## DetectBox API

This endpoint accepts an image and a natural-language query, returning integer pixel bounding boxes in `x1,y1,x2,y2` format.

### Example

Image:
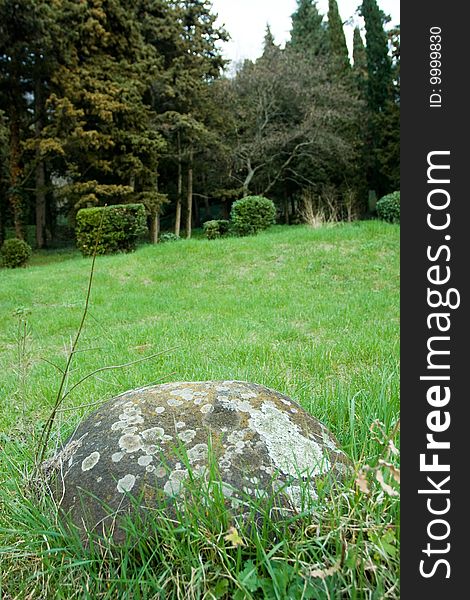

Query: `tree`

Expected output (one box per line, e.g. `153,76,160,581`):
359,0,398,196
388,25,400,99
0,110,8,244
327,0,350,74
352,26,368,94
375,25,400,192
44,0,167,226
148,0,228,237
360,0,392,113
289,0,328,57
221,47,362,203
0,0,53,241
262,25,279,57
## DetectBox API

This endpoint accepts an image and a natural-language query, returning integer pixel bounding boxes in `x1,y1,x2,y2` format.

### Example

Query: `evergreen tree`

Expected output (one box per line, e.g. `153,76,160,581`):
289,0,328,57
46,0,166,220
260,25,282,64
0,110,8,244
388,25,400,99
360,0,392,112
0,0,54,240
359,0,398,196
262,25,279,57
327,0,350,74
148,0,228,237
376,25,400,192
352,26,367,93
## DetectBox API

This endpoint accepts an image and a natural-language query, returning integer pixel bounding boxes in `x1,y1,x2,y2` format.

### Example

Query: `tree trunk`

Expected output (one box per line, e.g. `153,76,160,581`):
202,173,210,220
222,201,230,220
175,130,182,236
186,146,193,239
150,211,160,243
35,72,47,248
0,197,5,246
283,198,289,224
9,62,25,241
194,193,200,228
9,115,25,240
35,160,47,248
150,172,160,244
243,158,255,195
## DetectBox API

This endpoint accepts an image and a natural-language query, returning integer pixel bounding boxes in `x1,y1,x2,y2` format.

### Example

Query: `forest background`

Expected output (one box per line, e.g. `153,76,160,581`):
0,0,399,248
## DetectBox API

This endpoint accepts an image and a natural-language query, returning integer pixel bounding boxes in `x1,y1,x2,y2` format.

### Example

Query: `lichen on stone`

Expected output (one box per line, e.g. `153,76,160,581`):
178,429,196,444
246,402,329,477
138,455,153,467
111,452,124,463
81,451,100,472
118,434,142,453
117,474,136,493
187,443,208,463
164,469,188,495
48,380,351,541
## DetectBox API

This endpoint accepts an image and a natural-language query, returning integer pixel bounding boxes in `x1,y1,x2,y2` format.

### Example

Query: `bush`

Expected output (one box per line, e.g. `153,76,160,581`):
159,232,181,244
203,219,230,240
1,238,32,268
230,196,276,236
76,204,147,256
376,191,400,223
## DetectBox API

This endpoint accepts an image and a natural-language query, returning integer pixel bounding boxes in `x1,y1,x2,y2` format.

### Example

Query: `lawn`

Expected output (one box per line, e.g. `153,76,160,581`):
0,221,400,599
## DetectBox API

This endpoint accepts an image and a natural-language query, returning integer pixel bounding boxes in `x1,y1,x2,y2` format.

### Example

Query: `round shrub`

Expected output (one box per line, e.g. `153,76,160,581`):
159,232,181,243
203,219,230,240
1,238,32,268
76,204,147,256
230,195,276,236
376,191,400,223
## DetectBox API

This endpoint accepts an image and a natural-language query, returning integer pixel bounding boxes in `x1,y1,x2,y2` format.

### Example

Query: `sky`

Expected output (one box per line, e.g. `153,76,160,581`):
210,0,400,66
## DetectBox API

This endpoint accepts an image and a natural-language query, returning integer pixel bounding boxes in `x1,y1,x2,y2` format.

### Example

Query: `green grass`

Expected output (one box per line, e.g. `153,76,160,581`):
0,221,399,598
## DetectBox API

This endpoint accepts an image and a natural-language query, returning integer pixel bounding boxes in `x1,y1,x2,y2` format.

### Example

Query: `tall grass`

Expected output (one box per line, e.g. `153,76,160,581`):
0,222,399,598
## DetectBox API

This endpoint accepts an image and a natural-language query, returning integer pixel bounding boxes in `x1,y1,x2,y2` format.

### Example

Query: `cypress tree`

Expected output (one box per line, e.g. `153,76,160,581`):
359,0,398,197
0,0,52,240
327,0,350,74
289,0,328,57
352,26,368,94
46,0,166,217
261,25,281,60
263,25,277,53
360,0,392,112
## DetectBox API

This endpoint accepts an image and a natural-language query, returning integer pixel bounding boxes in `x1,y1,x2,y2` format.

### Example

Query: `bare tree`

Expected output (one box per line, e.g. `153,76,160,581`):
221,49,363,198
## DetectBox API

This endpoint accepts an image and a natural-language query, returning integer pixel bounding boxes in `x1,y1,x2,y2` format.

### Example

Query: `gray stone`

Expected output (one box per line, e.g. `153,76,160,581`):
45,381,351,540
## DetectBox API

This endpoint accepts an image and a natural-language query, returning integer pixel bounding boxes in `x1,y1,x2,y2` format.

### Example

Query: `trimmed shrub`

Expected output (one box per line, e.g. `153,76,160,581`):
203,219,230,240
1,238,32,268
159,232,181,244
76,204,147,256
230,196,276,236
376,191,400,223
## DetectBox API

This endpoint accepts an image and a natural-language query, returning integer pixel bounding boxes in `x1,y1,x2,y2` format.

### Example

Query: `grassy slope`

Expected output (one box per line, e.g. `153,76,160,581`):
0,222,399,598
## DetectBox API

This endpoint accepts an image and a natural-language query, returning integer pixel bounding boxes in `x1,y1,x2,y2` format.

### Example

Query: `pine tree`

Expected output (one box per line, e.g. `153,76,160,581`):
327,0,350,74
289,0,328,57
